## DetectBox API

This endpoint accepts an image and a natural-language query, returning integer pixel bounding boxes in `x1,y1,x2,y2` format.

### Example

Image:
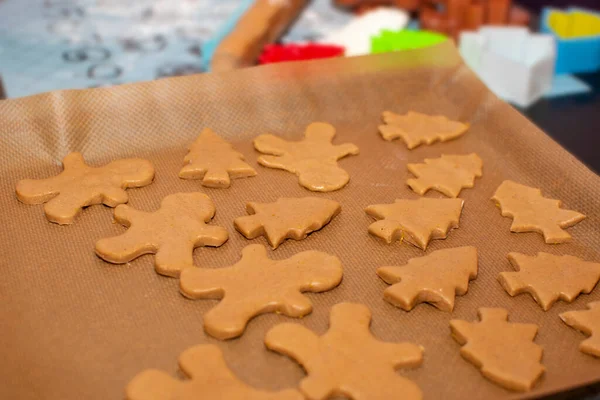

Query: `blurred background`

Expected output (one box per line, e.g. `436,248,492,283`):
0,0,599,173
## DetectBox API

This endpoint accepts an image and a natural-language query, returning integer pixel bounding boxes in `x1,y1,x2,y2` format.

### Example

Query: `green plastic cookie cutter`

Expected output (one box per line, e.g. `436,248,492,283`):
371,30,447,53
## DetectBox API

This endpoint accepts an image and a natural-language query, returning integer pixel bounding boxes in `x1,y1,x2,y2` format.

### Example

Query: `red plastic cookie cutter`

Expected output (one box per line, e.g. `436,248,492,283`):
258,43,345,64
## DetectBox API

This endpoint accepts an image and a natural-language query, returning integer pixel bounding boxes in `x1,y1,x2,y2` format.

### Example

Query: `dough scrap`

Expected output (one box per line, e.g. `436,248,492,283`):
234,197,341,249
365,198,463,250
377,246,478,312
179,128,257,188
179,244,342,340
265,302,424,400
491,180,585,243
126,344,302,400
560,301,600,357
450,308,544,392
254,122,359,192
16,152,154,225
378,111,469,149
95,192,228,277
499,252,600,311
407,153,483,198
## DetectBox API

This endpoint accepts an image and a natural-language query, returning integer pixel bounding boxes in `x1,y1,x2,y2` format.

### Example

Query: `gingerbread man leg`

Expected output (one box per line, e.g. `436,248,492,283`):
43,190,97,224
296,162,350,192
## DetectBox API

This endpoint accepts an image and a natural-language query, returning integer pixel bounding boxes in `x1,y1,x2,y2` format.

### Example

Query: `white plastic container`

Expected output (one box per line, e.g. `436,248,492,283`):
459,27,556,108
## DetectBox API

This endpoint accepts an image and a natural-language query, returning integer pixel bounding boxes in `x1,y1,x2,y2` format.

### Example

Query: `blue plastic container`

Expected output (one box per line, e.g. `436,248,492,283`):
541,7,600,75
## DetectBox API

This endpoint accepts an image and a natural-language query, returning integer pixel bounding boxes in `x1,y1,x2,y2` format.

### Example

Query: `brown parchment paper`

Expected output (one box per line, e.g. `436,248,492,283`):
1,41,599,400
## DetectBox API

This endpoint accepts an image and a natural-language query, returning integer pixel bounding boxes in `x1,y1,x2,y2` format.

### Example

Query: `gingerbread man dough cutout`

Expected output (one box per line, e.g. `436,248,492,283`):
254,122,359,192
377,246,478,312
365,198,463,250
16,152,155,224
499,252,600,311
378,111,469,149
407,153,483,198
96,192,228,277
126,344,302,400
180,244,342,340
560,302,600,357
450,308,544,392
265,302,424,400
492,180,585,243
234,197,341,249
179,128,257,188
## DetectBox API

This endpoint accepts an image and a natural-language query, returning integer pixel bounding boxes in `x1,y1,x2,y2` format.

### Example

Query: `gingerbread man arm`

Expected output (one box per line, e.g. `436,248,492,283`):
265,323,321,368
333,143,360,159
180,267,233,300
16,177,61,205
16,152,86,205
192,225,230,247
104,157,155,189
253,134,292,169
381,342,424,369
257,154,293,172
254,134,291,156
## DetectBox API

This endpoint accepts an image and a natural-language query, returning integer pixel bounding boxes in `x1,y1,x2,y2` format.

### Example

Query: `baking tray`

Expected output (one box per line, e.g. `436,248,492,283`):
1,41,599,399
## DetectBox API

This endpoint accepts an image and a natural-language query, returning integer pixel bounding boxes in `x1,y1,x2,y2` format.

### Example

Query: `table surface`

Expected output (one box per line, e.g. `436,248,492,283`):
523,72,600,175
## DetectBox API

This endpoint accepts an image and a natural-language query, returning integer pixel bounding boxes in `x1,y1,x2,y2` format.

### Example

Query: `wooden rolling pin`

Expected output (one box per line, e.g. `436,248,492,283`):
211,0,308,72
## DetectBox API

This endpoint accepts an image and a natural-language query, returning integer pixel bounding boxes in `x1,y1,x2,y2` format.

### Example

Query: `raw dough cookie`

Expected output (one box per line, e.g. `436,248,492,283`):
450,308,544,392
234,197,341,249
492,180,585,243
254,122,359,192
180,244,342,340
16,152,154,224
407,153,483,198
378,111,469,149
179,128,257,188
365,198,463,250
498,252,600,311
560,302,600,357
95,192,228,277
265,302,424,400
126,344,302,400
377,246,478,312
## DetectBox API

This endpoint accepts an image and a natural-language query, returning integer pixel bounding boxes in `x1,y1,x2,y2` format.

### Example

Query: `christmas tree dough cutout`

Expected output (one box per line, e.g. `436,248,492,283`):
492,180,585,243
407,153,483,198
254,122,359,192
365,198,463,250
234,197,341,249
96,192,228,278
378,111,469,149
265,302,424,400
560,302,600,357
450,308,544,392
179,244,342,340
16,152,154,225
126,344,302,400
179,128,257,188
499,252,600,311
378,246,478,312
